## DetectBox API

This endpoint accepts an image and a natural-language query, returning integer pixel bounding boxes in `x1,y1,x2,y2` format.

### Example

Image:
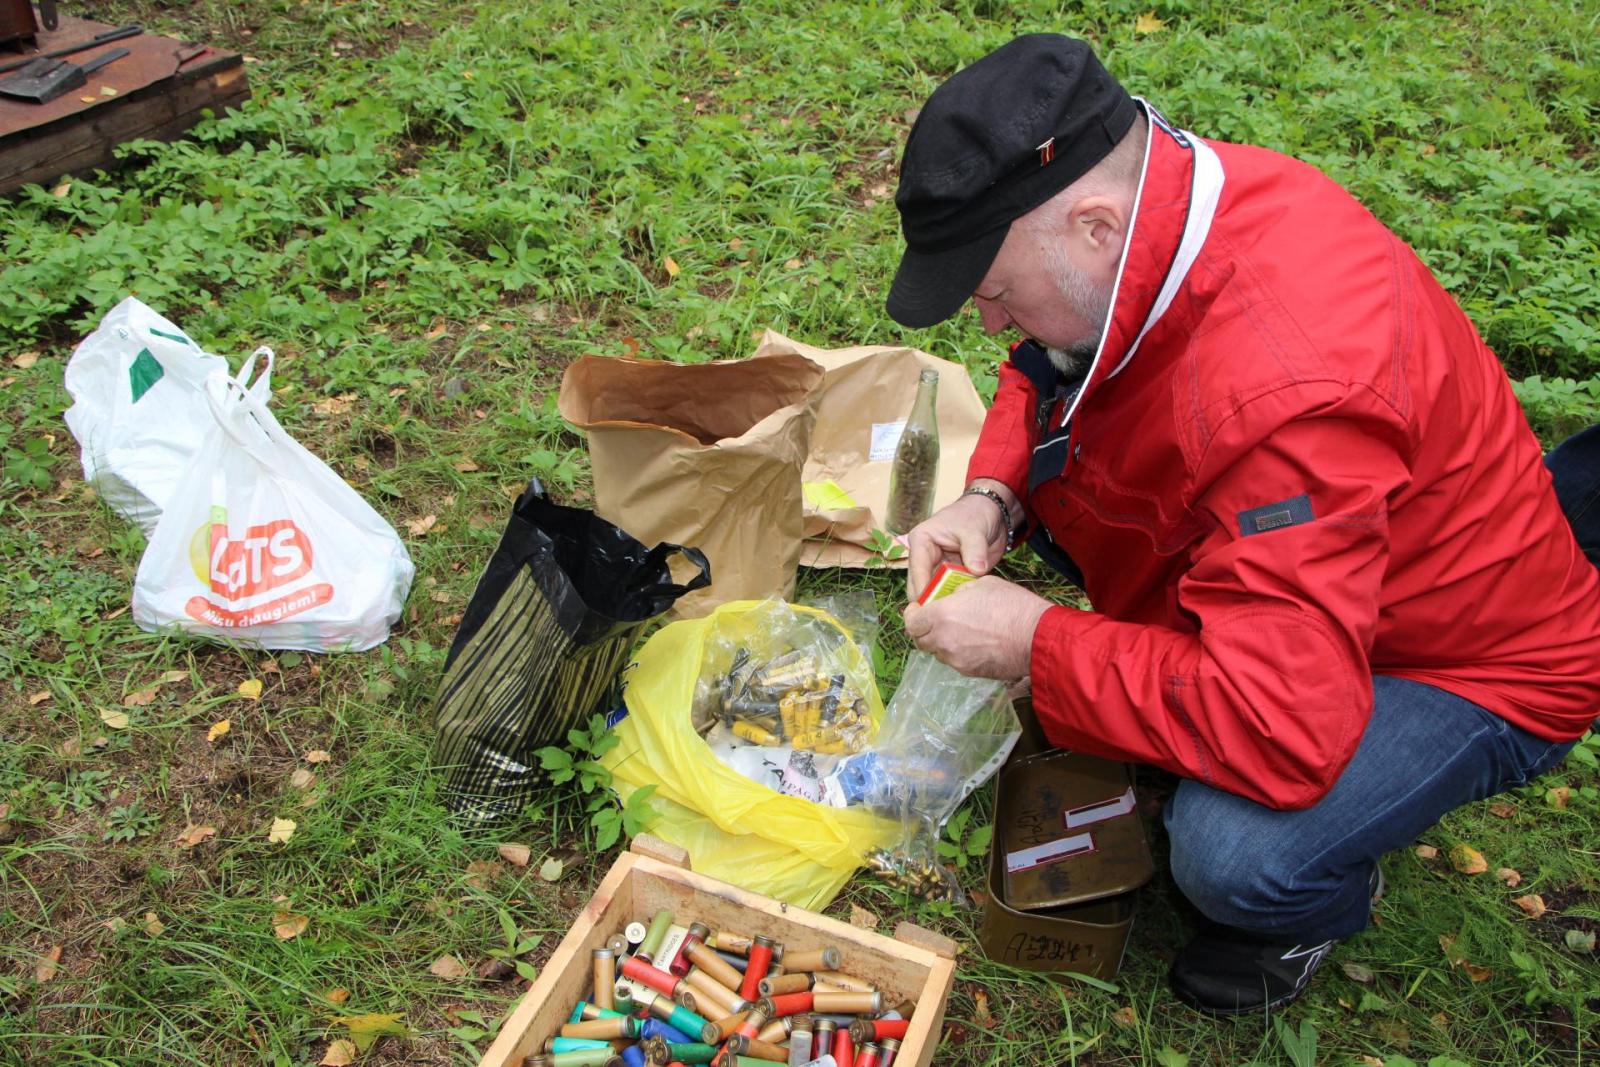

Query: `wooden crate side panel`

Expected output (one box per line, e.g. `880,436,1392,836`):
899,955,956,1067
478,854,639,1067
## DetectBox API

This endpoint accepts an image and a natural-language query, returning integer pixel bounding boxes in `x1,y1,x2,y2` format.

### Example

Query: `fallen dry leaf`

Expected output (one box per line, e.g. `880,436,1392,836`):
972,987,994,1028
238,679,264,701
274,910,310,940
177,824,216,849
324,987,351,1004
663,255,681,278
1415,844,1439,860
51,181,71,197
144,912,165,936
464,859,500,889
28,690,50,706
537,857,564,882
1448,844,1487,875
122,688,159,707
406,514,438,537
453,459,479,472
268,817,297,844
1360,1057,1385,1067
208,719,232,743
1111,1005,1137,1028
12,351,39,369
1341,961,1375,983
847,903,880,931
497,843,531,867
312,393,356,416
321,1038,358,1065
34,944,62,982
1488,802,1517,818
1566,928,1596,953
290,768,317,790
425,324,448,340
103,917,128,934
784,257,802,270
1546,786,1571,809
305,749,332,764
1462,962,1492,982
1512,893,1547,918
333,1013,412,1052
1495,867,1522,887
1134,11,1167,33
430,953,469,979
99,708,130,730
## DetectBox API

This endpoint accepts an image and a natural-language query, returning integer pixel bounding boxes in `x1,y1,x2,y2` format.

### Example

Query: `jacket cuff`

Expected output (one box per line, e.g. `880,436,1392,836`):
1028,605,1095,747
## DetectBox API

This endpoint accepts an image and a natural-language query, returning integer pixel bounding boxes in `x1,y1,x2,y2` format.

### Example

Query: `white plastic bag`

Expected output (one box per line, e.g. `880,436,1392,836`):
63,297,272,533
132,369,414,652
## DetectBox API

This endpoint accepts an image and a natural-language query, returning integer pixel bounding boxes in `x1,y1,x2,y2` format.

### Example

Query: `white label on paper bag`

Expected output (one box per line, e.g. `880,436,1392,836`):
869,420,906,462
1064,786,1137,829
1005,831,1096,873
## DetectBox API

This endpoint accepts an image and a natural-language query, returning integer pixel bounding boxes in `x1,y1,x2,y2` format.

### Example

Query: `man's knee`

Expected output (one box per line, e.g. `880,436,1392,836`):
1165,781,1314,926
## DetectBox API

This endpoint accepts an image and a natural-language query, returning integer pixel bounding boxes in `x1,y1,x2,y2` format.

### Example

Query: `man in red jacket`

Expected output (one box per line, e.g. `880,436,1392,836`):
890,34,1600,1014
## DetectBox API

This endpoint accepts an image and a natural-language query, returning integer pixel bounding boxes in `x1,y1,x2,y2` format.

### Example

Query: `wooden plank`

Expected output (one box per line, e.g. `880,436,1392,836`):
0,56,247,193
477,852,640,1067
628,833,689,869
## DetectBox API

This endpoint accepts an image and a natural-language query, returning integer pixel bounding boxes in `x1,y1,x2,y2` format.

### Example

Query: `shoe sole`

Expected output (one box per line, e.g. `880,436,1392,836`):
1170,978,1310,1017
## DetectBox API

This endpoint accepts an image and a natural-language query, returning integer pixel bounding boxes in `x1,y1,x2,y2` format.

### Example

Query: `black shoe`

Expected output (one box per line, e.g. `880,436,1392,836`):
1169,925,1334,1015
1169,866,1382,1016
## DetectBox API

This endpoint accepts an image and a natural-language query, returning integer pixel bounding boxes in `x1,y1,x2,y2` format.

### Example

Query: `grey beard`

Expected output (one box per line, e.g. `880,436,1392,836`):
1046,342,1096,378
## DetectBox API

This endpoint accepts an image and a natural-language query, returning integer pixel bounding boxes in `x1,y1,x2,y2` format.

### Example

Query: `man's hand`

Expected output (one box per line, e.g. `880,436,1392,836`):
905,482,1015,598
903,575,1052,680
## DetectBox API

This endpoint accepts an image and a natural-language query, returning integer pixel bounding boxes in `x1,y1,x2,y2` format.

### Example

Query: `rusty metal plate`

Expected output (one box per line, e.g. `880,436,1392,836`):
0,15,188,137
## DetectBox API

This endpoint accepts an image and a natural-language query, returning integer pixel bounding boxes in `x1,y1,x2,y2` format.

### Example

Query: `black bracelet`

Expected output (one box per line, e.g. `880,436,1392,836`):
962,485,1018,550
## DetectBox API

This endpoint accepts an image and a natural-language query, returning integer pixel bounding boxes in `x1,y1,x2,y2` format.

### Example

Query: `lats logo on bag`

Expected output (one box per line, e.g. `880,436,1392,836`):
183,513,333,627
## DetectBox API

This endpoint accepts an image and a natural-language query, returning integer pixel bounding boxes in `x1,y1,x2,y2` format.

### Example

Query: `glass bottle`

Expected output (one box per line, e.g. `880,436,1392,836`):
886,368,940,534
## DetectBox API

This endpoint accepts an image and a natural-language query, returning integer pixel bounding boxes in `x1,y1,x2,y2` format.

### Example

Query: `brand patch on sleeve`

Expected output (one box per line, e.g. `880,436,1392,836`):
1237,494,1314,537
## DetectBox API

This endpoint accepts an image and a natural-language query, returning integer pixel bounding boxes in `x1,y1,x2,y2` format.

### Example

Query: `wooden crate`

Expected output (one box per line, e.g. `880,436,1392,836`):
480,836,958,1067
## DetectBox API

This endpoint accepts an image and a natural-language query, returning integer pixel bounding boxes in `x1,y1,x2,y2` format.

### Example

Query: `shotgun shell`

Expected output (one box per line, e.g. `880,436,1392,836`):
526,1055,616,1067
713,931,753,956
669,922,710,979
559,1016,639,1041
811,971,875,993
878,1037,902,1067
607,933,630,956
673,982,698,1012
832,1025,854,1067
650,997,719,1044
638,909,675,963
685,941,746,991
712,1009,751,1042
854,1043,881,1067
593,949,616,1010
758,992,813,1017
715,949,750,972
812,1018,838,1061
685,966,747,1017
625,922,649,948
739,935,777,1002
755,1015,793,1044
621,955,681,998
620,1046,647,1067
779,947,841,973
639,1037,668,1066
547,1037,612,1053
758,972,812,997
732,720,781,746
572,1000,626,1022
890,999,917,1019
812,991,881,1015
725,1035,787,1063
850,1019,909,1043
660,1044,718,1065
638,1018,693,1045
787,1018,814,1067
733,1007,769,1041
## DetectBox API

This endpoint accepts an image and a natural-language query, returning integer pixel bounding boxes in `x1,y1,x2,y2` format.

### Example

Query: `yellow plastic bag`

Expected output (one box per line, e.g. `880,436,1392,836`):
602,600,899,909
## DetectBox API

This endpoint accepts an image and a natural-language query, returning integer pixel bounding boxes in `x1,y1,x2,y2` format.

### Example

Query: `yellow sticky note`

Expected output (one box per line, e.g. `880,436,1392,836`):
803,481,858,511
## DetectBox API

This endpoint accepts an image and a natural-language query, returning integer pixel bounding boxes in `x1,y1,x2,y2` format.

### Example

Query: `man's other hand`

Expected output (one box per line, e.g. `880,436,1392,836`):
906,490,1009,598
903,575,1051,680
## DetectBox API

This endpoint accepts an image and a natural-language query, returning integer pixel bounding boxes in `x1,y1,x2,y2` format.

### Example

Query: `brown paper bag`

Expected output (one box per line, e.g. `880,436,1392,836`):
751,332,990,568
557,353,826,616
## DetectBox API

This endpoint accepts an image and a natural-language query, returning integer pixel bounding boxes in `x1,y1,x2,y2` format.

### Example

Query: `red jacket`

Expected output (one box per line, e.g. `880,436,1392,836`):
967,104,1600,810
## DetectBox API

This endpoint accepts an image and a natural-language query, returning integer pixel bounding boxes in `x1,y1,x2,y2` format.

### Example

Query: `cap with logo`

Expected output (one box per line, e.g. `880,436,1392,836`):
886,34,1139,329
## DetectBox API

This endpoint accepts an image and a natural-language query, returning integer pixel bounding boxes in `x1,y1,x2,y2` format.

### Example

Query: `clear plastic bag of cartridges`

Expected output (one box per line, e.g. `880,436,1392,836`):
692,599,881,800
859,652,1021,903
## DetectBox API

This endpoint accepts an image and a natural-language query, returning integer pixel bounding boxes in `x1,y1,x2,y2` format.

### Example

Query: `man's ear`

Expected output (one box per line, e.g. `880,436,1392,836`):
1067,195,1127,269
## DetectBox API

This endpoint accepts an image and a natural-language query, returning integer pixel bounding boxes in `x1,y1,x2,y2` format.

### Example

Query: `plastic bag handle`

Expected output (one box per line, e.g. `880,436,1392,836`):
202,372,300,461
235,345,275,401
636,543,713,597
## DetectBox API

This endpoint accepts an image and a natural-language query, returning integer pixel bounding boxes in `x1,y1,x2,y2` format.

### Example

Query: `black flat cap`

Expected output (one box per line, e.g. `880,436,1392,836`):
886,34,1139,328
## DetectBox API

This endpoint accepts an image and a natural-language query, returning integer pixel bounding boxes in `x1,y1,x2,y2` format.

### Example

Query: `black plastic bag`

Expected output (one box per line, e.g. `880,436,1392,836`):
432,479,710,820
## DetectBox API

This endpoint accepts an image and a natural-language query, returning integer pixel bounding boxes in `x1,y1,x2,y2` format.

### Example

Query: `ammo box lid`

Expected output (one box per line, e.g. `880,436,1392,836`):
997,749,1154,910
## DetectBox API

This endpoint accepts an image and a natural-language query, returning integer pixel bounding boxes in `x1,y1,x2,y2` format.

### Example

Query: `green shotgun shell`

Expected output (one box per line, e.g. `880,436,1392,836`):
661,1001,718,1044
639,909,674,963
661,1043,717,1064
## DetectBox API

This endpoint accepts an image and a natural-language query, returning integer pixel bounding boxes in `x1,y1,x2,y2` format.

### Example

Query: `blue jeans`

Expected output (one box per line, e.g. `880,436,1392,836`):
1163,425,1599,943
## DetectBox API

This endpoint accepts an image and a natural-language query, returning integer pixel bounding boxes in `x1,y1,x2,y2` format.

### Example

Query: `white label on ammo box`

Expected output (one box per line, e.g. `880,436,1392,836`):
1005,831,1096,873
1063,786,1137,829
869,420,906,462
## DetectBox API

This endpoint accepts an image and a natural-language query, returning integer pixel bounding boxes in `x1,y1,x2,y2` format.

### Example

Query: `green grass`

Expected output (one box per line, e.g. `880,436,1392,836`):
2,0,1598,1064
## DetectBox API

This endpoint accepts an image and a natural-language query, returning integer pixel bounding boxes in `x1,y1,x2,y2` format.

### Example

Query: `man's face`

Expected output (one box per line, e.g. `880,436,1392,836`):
970,199,1120,361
